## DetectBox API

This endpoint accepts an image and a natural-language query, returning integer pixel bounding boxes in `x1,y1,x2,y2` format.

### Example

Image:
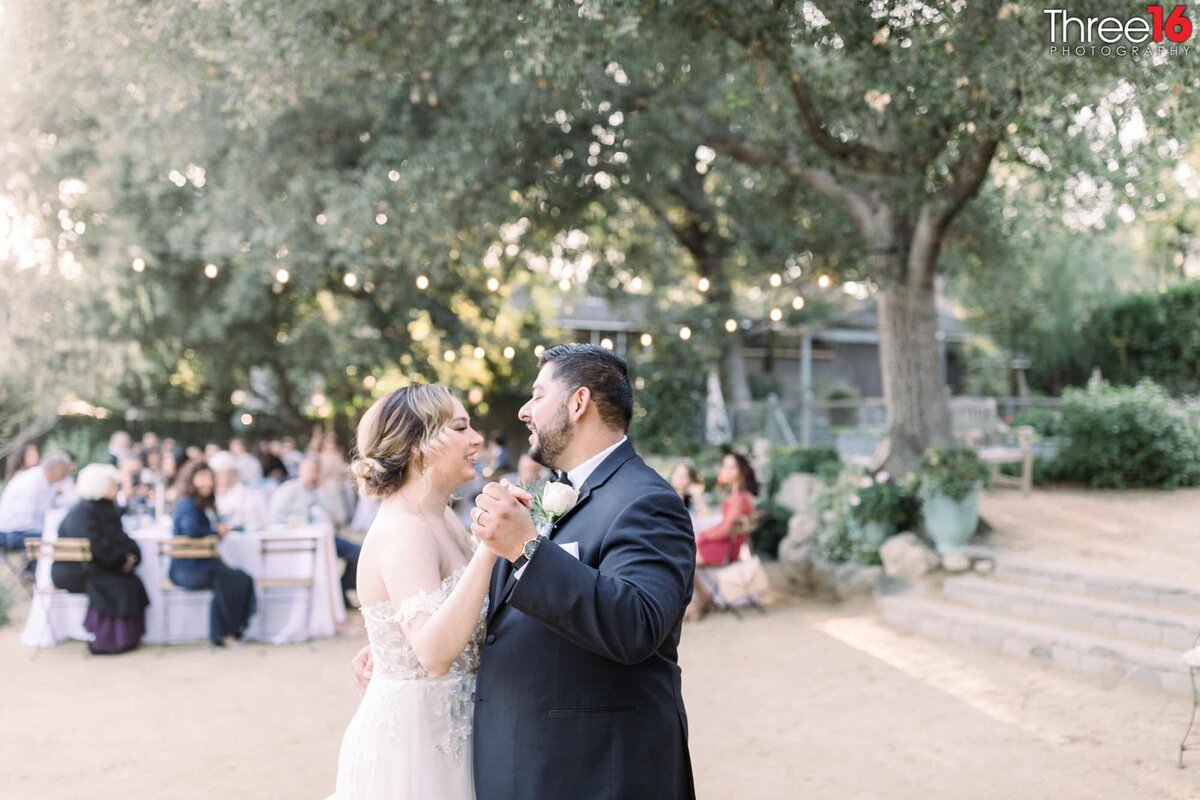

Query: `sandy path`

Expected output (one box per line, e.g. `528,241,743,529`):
4,592,1197,799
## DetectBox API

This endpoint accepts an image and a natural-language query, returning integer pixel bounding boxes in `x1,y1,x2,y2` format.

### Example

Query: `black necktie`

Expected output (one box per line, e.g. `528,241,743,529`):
551,469,572,487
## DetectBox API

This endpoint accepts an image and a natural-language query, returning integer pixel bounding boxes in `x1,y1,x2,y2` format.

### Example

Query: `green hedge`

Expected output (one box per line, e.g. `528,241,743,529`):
768,445,841,497
1053,380,1200,489
1084,282,1200,394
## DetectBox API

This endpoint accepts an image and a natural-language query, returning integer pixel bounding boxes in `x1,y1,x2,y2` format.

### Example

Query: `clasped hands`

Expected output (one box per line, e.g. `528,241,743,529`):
470,480,537,563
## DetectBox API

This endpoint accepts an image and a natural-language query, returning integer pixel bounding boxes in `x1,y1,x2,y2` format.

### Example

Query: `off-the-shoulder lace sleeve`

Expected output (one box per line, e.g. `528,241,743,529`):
394,586,447,625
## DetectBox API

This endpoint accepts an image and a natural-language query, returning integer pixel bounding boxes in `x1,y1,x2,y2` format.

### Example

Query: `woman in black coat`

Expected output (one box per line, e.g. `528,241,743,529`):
54,464,150,654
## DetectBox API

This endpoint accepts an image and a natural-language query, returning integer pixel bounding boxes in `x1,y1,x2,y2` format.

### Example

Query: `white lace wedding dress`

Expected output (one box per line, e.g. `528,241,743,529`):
329,567,486,799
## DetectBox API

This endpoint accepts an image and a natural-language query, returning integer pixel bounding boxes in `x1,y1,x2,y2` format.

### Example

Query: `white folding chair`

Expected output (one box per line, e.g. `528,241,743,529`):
257,536,319,643
23,537,91,657
157,537,218,645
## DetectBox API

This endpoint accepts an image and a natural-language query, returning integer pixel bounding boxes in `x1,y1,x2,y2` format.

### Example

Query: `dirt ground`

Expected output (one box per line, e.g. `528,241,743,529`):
5,488,1199,799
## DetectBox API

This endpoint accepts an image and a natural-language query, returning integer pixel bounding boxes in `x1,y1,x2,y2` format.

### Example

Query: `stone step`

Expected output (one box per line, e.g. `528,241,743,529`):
943,575,1200,651
981,554,1200,614
878,592,1195,695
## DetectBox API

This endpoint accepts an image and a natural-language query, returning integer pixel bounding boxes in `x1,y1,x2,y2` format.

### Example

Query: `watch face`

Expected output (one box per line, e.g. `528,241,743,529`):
523,538,539,558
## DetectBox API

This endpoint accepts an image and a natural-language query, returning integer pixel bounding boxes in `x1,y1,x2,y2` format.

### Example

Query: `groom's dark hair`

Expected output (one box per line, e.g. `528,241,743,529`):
538,343,633,432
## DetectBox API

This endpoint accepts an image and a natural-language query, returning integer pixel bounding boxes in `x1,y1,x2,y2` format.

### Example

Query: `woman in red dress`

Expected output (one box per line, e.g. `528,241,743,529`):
686,452,758,620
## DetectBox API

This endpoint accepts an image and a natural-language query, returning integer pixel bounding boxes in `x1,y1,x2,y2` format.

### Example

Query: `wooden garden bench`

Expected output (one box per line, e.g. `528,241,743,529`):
948,397,1035,495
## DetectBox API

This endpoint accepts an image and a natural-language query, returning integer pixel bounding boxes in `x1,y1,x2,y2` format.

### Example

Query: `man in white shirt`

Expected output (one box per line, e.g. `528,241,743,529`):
0,451,76,575
268,456,360,607
228,438,264,487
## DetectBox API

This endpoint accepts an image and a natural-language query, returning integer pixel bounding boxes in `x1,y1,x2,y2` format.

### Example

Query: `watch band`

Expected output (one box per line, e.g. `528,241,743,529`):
510,534,547,570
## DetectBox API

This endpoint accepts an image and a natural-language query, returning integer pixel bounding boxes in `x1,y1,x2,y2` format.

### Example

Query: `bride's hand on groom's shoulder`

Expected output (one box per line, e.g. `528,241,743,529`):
352,645,372,696
472,481,537,562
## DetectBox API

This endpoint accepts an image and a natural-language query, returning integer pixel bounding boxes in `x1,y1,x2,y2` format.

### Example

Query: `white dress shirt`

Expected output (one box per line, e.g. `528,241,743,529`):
0,468,67,533
514,436,627,579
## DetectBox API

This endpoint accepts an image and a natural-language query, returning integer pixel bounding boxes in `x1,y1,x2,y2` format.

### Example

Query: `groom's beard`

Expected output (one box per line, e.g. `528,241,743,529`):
530,402,573,469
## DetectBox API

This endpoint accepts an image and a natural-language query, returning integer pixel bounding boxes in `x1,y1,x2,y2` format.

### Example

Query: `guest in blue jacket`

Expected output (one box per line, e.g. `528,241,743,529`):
170,461,256,647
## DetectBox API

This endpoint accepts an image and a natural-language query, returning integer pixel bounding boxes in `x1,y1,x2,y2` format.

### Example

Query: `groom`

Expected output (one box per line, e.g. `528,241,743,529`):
470,343,696,800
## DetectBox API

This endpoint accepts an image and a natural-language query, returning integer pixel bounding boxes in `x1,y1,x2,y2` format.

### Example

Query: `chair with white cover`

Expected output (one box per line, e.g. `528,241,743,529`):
157,537,218,645
23,537,91,657
698,516,768,620
256,536,319,643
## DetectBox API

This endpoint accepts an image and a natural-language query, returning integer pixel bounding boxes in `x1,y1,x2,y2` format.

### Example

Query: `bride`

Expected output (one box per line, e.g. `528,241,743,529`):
329,383,494,799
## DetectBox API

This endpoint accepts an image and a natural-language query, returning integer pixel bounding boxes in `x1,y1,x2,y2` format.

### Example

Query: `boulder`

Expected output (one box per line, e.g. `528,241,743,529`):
941,552,971,573
879,533,940,581
776,535,816,593
775,472,820,514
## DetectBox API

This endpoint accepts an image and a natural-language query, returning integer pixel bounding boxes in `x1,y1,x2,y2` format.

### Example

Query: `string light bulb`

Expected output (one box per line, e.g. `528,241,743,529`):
503,346,515,360
770,308,783,322
343,272,358,288
769,273,782,288
275,268,290,284
792,296,806,310
487,277,500,292
640,333,652,347
474,347,485,359
534,345,546,357
444,350,457,362
601,338,614,350
698,277,710,292
818,274,832,288
725,319,738,333
679,326,692,341
204,263,219,279
416,275,429,290
132,257,146,273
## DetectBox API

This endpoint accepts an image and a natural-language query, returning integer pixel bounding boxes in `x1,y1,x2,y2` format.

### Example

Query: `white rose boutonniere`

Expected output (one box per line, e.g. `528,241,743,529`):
526,479,580,531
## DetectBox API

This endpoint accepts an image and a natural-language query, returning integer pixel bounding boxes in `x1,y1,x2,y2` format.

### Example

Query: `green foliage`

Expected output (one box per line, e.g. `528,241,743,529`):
768,445,841,497
749,502,790,561
630,334,708,456
851,475,919,532
918,447,987,502
813,468,882,566
1053,381,1200,489
1010,407,1061,437
821,381,861,428
1084,282,1200,395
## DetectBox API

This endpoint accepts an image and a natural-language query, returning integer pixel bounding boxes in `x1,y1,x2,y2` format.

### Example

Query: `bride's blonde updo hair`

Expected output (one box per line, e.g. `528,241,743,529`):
351,383,457,498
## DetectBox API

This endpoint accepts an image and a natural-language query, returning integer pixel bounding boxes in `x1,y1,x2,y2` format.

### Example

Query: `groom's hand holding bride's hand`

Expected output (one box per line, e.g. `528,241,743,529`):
472,480,537,562
352,645,373,696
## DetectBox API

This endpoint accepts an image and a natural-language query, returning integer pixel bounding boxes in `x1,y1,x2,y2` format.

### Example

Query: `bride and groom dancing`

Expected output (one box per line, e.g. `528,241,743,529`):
328,343,697,799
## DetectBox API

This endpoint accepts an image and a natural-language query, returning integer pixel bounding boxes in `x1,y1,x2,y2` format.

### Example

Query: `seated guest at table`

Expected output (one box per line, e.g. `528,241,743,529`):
54,464,150,654
117,455,153,517
208,451,265,530
0,451,75,577
685,452,759,621
170,461,256,647
276,436,302,478
107,431,133,467
228,438,263,487
671,460,710,515
269,456,360,607
5,441,40,481
256,441,289,485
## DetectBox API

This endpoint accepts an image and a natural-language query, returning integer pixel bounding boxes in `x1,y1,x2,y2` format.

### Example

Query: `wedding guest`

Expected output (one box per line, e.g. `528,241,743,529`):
170,461,256,647
276,436,302,477
209,451,265,530
5,442,40,481
686,452,759,621
670,461,709,515
256,441,289,485
0,451,75,574
107,431,133,466
53,464,150,654
515,452,546,486
185,444,206,465
140,431,160,454
227,438,262,486
117,455,153,516
269,456,360,607
481,432,511,479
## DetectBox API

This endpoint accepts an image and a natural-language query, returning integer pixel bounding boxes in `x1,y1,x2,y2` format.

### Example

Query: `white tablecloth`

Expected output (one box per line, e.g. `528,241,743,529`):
21,510,346,647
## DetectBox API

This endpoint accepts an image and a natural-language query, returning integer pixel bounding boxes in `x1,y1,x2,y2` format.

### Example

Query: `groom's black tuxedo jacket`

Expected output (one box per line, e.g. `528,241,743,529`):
472,439,697,800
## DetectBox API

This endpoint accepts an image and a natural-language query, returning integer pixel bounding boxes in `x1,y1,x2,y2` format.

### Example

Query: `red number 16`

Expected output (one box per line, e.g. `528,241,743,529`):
1147,5,1193,43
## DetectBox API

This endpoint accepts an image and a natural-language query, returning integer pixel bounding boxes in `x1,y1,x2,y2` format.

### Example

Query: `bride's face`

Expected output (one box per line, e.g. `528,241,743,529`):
425,398,484,487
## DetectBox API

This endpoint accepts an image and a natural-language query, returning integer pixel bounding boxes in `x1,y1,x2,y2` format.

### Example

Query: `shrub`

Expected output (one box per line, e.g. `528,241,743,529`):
768,445,841,496
0,583,11,627
750,502,791,560
852,474,919,532
822,381,861,428
1009,406,1061,437
1053,380,1200,489
918,447,988,502
812,467,887,565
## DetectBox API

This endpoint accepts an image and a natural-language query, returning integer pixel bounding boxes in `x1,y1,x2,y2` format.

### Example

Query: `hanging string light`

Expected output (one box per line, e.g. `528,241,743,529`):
204,263,219,279
487,277,500,292
343,272,358,288
770,308,783,322
697,277,710,292
275,268,290,284
132,257,146,272
363,375,377,389
640,333,652,347
444,350,457,362
601,337,614,350
416,275,429,290
769,273,782,288
474,347,485,359
375,213,388,225
792,296,806,310
818,274,832,288
679,326,692,341
503,346,516,360
725,319,738,333
534,345,546,357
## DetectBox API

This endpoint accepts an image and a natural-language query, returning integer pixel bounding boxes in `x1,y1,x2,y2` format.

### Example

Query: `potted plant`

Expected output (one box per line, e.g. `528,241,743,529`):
849,472,916,547
917,447,987,552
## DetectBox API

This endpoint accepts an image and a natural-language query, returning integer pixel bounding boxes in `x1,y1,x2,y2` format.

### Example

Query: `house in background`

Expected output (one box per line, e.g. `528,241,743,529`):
549,293,969,406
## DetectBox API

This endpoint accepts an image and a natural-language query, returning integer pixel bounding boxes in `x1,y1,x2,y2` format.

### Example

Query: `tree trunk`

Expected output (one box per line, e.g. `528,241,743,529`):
722,330,752,404
876,280,952,476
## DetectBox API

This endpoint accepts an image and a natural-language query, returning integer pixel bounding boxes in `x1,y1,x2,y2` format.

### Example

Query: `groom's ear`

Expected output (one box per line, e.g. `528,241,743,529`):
570,387,591,421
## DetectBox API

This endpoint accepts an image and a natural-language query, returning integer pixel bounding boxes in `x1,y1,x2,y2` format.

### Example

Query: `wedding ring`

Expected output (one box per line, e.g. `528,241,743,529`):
472,507,486,523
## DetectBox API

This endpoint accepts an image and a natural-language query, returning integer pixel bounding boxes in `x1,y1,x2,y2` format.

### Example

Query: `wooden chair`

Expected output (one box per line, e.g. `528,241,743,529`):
948,397,1035,495
157,537,219,645
257,536,319,643
23,537,91,656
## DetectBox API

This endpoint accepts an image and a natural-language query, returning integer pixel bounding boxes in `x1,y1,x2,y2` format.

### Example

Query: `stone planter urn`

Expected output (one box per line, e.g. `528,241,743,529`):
919,483,981,553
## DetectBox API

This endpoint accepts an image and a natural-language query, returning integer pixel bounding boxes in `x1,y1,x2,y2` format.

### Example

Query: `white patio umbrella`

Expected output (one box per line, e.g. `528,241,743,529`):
705,368,732,447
